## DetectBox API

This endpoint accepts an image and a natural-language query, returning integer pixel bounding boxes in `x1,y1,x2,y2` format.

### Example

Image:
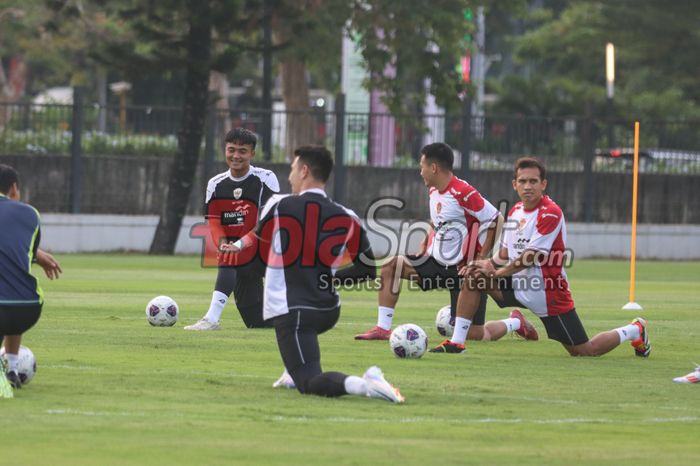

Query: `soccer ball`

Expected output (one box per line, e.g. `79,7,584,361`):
435,305,455,337
389,323,428,359
0,345,37,385
146,296,179,327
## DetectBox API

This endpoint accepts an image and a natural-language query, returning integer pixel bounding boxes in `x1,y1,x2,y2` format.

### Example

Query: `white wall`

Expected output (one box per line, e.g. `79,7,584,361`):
39,214,700,260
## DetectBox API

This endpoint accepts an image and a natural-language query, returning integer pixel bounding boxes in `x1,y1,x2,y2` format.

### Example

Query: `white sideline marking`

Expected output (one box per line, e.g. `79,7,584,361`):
42,365,270,379
269,415,700,425
43,364,97,371
46,409,145,417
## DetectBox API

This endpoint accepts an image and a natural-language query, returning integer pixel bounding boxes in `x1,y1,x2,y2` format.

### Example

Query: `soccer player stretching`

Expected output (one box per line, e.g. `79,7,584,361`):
186,128,280,330
432,157,650,357
222,146,404,402
355,142,538,346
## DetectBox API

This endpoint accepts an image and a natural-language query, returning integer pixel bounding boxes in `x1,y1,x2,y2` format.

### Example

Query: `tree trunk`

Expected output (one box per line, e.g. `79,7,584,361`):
0,55,27,129
279,60,315,158
272,6,316,159
149,0,212,254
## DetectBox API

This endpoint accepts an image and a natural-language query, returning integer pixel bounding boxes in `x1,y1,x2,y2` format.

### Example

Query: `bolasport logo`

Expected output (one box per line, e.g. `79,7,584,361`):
190,199,366,269
189,196,575,283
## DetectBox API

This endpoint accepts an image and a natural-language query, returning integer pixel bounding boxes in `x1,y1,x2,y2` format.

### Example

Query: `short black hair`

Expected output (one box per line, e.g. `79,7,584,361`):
514,156,546,180
421,142,454,171
0,164,18,194
293,145,334,183
224,127,257,149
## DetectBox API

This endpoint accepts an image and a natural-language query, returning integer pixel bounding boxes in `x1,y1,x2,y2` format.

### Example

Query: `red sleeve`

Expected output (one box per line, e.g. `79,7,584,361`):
536,207,562,235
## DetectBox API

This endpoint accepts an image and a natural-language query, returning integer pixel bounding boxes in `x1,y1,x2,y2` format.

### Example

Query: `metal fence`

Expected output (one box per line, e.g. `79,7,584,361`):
1,100,699,174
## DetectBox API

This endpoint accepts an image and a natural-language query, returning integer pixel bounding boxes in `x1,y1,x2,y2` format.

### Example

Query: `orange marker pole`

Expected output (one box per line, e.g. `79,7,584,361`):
623,122,642,310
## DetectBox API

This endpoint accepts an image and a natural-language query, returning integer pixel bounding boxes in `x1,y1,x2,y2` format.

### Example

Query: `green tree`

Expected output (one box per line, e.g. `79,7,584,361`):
492,0,700,120
66,0,249,254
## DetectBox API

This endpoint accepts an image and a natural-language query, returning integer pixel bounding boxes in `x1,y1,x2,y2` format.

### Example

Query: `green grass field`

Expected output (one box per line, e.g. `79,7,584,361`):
3,255,699,465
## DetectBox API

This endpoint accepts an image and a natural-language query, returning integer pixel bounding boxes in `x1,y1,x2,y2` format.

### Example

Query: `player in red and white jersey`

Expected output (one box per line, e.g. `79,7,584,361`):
435,157,651,357
356,143,538,345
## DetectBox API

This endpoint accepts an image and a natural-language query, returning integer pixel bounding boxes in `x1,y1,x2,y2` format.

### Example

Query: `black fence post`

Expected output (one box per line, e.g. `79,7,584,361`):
459,98,472,179
333,93,346,203
581,112,594,223
204,104,216,184
70,86,84,214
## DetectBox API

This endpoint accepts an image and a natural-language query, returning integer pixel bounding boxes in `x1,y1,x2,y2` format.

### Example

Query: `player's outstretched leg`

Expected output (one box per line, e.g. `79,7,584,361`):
567,316,650,357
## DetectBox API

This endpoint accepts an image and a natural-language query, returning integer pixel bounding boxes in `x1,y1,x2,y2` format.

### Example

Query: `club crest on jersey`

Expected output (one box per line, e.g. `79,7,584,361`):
517,218,527,232
436,202,442,214
233,188,243,199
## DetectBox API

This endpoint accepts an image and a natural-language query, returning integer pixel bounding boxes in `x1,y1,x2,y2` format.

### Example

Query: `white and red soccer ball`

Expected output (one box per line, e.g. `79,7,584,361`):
146,296,179,327
390,323,428,359
0,345,37,385
435,305,455,337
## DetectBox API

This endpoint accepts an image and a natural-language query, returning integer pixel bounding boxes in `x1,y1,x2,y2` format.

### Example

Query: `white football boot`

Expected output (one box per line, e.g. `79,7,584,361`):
672,365,700,384
184,318,221,331
363,366,404,403
272,369,296,389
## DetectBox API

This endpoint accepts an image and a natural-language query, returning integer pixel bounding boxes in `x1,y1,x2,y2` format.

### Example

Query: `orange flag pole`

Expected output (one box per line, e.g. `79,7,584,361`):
623,121,643,310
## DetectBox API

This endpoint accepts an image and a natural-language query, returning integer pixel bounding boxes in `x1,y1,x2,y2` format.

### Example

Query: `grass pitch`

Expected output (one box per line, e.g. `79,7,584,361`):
3,255,699,465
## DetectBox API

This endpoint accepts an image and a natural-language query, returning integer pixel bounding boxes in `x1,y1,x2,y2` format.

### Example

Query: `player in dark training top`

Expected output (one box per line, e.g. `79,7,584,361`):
222,146,405,402
0,165,62,397
185,128,280,330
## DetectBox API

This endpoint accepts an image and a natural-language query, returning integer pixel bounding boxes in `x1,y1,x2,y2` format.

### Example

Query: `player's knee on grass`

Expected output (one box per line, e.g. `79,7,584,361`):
467,325,486,341
305,372,348,397
564,341,597,357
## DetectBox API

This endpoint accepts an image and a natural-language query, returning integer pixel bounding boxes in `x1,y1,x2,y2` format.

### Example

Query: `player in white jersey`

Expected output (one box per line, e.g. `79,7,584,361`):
355,143,538,347
435,157,651,357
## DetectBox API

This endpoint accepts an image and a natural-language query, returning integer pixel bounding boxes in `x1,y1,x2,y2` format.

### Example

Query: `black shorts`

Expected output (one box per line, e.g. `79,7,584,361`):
449,287,487,326
491,276,527,309
405,255,460,291
540,310,589,346
272,308,340,393
491,277,588,345
0,304,43,336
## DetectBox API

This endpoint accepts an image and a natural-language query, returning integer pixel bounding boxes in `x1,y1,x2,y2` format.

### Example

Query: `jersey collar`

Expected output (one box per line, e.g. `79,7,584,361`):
437,175,457,195
228,165,254,182
523,195,548,213
300,188,327,197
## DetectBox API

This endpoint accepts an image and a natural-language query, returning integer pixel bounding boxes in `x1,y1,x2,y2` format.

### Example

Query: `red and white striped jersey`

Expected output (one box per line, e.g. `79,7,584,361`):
502,195,575,316
427,176,498,266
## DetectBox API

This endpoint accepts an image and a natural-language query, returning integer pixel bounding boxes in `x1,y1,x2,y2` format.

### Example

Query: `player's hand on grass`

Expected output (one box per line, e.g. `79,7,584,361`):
35,249,63,279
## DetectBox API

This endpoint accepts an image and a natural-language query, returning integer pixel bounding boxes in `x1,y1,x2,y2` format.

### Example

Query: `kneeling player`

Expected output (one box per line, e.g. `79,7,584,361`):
186,128,279,331
1,165,62,396
223,146,404,402
431,157,650,357
355,142,538,347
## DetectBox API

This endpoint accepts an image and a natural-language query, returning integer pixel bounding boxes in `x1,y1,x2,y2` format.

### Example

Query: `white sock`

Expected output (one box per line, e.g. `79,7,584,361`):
450,317,472,345
6,353,19,372
377,306,394,330
615,324,641,343
204,291,228,323
501,317,521,333
344,375,368,396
